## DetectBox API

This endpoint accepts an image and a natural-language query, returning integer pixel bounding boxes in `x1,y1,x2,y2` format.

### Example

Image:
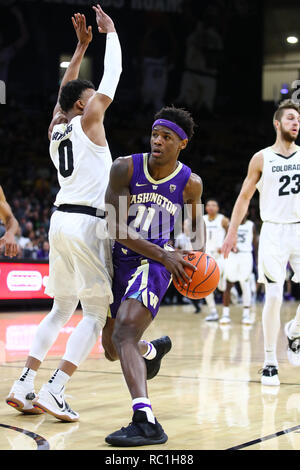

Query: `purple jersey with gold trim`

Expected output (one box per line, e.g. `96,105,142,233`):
110,152,192,318
113,152,192,259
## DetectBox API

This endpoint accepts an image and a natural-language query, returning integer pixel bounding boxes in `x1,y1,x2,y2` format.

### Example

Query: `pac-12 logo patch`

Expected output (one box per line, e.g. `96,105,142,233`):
169,184,176,193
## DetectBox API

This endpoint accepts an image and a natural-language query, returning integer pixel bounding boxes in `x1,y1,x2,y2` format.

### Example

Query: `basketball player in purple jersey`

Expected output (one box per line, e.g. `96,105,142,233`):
103,106,205,446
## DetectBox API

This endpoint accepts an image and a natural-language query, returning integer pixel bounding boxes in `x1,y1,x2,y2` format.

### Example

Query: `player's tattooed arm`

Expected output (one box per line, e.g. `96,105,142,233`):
105,158,196,285
0,186,19,258
48,13,92,139
183,173,206,252
222,151,263,258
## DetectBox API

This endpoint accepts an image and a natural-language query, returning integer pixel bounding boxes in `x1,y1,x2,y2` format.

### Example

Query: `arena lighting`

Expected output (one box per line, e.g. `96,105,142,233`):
60,61,70,68
287,36,299,44
281,84,289,95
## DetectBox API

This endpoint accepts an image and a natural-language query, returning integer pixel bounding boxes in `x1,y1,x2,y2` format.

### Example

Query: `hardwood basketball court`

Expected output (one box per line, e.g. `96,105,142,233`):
1,301,300,450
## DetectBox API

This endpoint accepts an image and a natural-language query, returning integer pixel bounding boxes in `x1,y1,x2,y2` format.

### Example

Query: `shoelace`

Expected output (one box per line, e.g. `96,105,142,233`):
120,421,142,437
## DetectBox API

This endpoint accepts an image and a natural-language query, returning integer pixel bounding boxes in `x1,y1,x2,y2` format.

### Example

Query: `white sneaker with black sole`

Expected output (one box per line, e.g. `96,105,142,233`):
260,365,280,386
285,320,300,366
6,380,44,415
32,383,79,422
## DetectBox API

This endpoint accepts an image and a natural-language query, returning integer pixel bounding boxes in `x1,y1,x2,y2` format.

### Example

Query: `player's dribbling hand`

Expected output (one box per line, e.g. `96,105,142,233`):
92,4,116,34
221,231,237,259
161,250,197,287
0,233,18,258
72,13,93,46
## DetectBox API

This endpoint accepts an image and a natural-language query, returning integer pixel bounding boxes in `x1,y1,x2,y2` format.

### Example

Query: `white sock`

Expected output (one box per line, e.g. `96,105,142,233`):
18,367,36,387
48,369,70,394
132,397,155,424
243,307,250,318
206,293,216,311
240,279,252,307
142,341,157,360
222,306,230,317
264,351,278,368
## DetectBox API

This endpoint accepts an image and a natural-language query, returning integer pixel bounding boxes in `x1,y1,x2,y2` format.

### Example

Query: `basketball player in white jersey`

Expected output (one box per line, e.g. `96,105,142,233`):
222,99,300,386
203,199,229,321
0,185,19,258
220,214,258,325
6,6,122,420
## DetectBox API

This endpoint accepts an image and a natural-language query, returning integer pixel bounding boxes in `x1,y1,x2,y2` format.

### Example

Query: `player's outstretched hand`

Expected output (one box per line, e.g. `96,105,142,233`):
161,250,197,287
0,233,18,258
221,231,237,259
72,13,93,46
92,4,116,34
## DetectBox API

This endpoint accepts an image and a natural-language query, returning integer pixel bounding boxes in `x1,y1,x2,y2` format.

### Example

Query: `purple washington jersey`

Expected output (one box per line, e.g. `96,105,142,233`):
110,152,192,319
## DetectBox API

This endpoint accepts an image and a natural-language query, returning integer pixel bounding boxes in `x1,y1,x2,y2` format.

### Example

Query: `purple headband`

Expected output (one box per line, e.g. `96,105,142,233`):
152,119,188,141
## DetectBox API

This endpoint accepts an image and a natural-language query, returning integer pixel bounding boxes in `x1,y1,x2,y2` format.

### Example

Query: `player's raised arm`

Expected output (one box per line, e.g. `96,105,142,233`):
0,186,19,258
183,172,206,252
105,158,196,286
81,5,122,143
221,152,263,258
48,13,93,139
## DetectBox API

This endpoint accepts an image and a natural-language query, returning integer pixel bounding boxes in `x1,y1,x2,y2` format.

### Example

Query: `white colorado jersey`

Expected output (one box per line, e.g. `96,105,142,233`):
203,214,226,254
256,147,300,223
237,220,253,252
49,115,112,210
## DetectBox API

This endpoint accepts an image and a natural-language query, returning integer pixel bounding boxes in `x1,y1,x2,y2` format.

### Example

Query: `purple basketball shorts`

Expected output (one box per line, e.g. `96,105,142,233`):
110,256,172,319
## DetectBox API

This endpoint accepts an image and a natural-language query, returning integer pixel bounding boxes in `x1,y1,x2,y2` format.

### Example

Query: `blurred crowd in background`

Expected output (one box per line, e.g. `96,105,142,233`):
0,1,265,254
0,103,267,261
0,0,278,296
1,0,298,301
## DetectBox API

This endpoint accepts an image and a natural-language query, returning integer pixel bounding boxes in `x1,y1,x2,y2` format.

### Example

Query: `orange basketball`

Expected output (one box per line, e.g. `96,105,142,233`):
173,251,220,299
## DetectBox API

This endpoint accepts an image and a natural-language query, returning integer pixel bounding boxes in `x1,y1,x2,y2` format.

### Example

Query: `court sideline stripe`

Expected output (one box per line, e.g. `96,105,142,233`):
0,423,50,450
1,363,300,386
227,424,300,450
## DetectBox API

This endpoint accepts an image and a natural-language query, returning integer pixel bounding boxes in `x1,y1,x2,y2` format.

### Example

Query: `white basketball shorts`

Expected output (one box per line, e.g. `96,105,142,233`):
225,252,253,283
258,222,300,285
45,210,113,302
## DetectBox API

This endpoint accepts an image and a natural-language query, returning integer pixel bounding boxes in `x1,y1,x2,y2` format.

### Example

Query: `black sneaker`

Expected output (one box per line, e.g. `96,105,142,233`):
145,336,172,380
105,410,168,447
